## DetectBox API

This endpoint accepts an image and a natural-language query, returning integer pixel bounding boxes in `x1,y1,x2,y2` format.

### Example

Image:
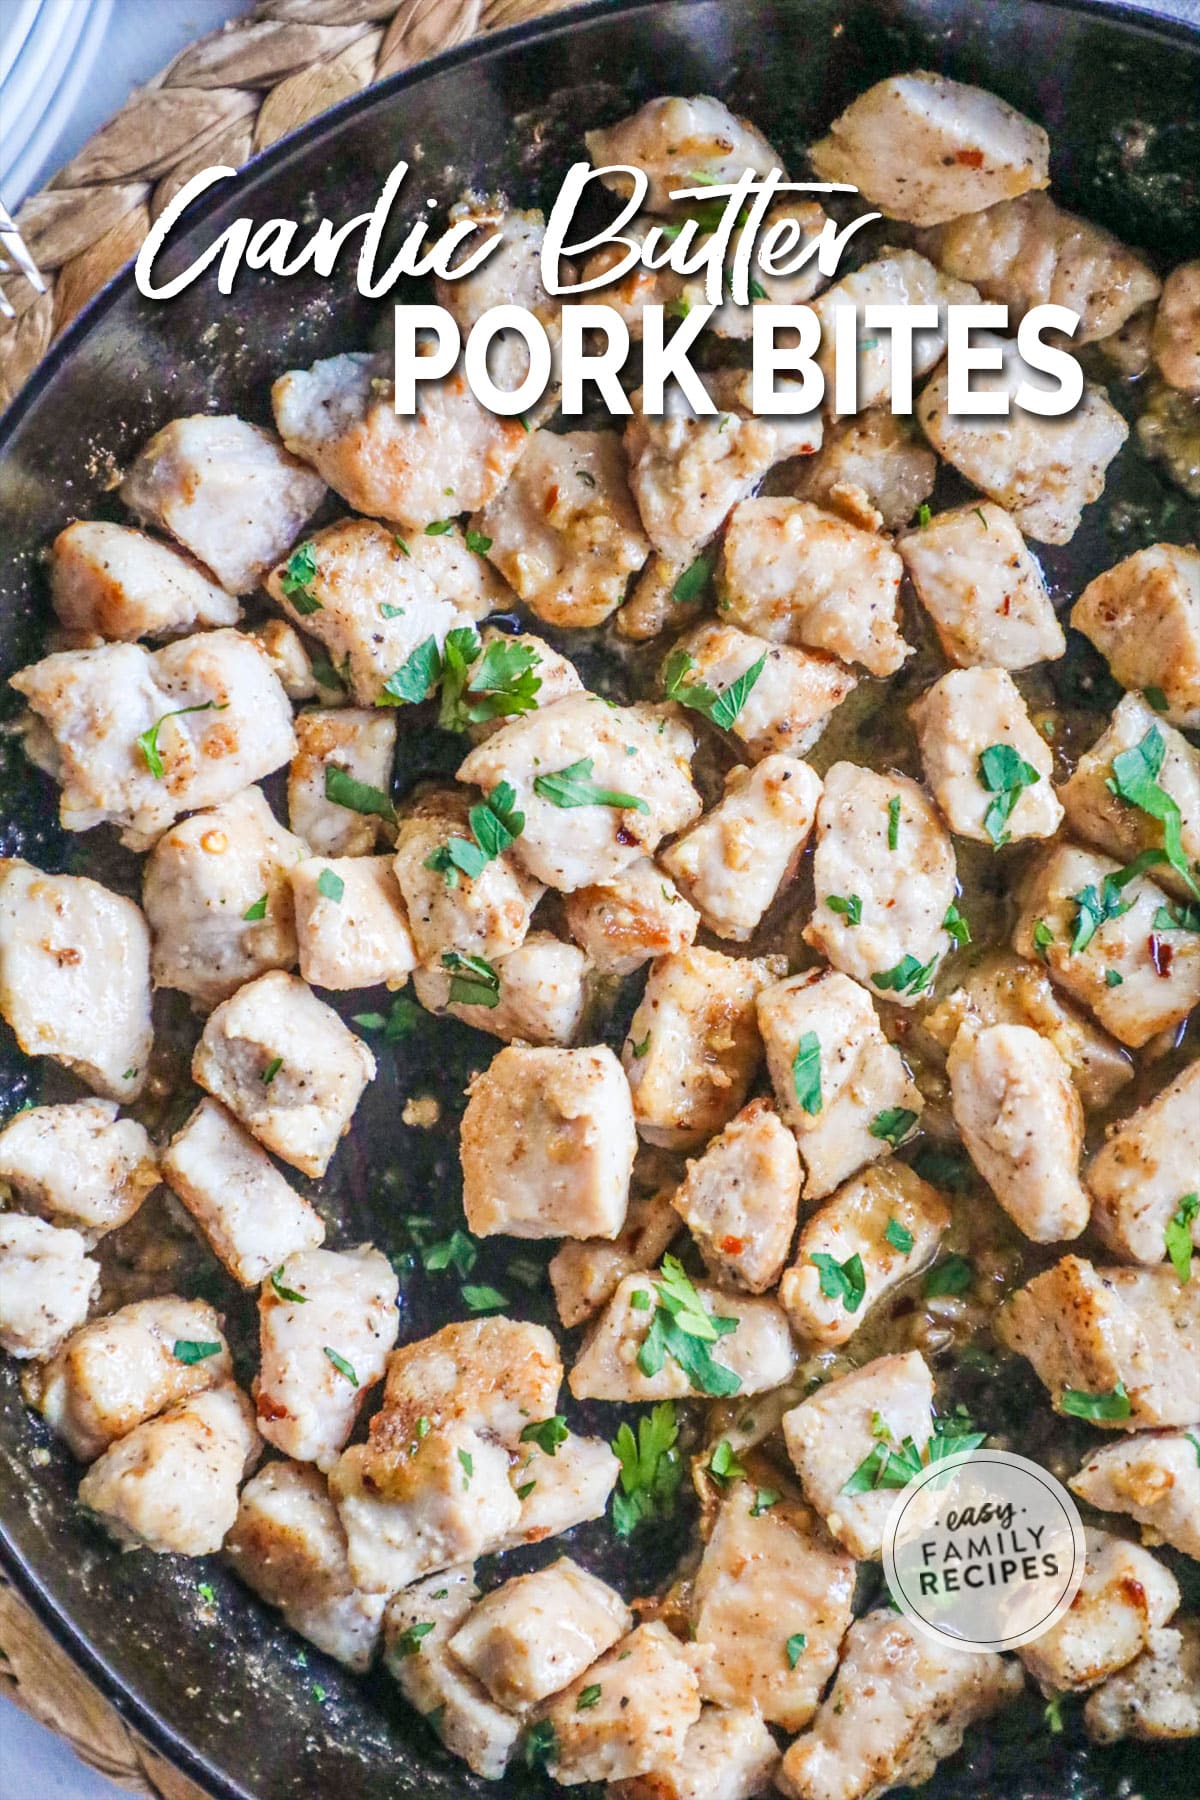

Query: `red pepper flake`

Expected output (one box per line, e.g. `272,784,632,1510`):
543,484,560,515
955,147,986,167
1148,935,1174,978
615,825,638,847
720,1235,746,1255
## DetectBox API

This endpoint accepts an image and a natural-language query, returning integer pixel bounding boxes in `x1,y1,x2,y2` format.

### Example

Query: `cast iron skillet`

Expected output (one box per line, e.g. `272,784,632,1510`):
1,2,1198,1795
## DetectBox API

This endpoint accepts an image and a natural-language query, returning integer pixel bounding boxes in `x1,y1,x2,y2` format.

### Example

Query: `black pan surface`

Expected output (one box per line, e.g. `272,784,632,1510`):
1,3,1198,1796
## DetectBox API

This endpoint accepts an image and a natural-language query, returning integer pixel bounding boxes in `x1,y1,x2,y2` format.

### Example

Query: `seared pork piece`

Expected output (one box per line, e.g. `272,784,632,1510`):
255,1244,397,1469
569,1269,796,1402
550,1191,679,1329
538,1621,704,1786
674,198,830,335
669,624,857,763
266,516,504,706
917,339,1128,544
0,861,152,1102
585,94,780,212
779,1163,949,1347
618,552,706,642
923,951,1133,1113
997,1256,1200,1429
162,1099,325,1288
120,415,325,594
449,1559,630,1713
225,1461,386,1670
1152,262,1200,394
458,694,701,893
50,520,239,640
1058,695,1200,900
788,410,936,534
783,1352,935,1559
804,767,956,1002
671,1099,801,1293
460,1044,636,1240
384,1568,521,1780
435,200,575,408
948,1022,1090,1242
393,787,543,966
12,630,295,846
721,498,907,678
1013,844,1200,1049
288,708,397,858
610,1706,780,1800
777,1608,1024,1800
466,626,586,741
143,786,308,1010
563,859,699,977
917,192,1159,342
78,1384,260,1556
623,947,775,1150
1084,1621,1200,1743
500,1432,620,1548
412,931,590,1045
272,351,530,527
290,855,416,991
580,221,688,344
1019,1528,1179,1692
30,1295,231,1460
0,1215,97,1359
0,1098,156,1236
808,71,1049,225
811,249,980,414
369,1317,562,1454
911,668,1061,843
691,1482,855,1731
758,970,924,1198
192,970,376,1177
1087,1066,1200,1267
469,429,649,628
625,370,821,567
661,755,821,942
1070,1432,1200,1560
1070,544,1200,728
898,501,1064,669
250,618,324,702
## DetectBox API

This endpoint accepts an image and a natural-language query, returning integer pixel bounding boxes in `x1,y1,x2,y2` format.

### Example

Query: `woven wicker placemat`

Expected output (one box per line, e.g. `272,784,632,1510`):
0,2,582,1792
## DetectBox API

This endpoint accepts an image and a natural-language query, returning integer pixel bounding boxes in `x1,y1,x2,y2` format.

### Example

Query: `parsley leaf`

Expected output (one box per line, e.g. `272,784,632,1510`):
464,529,492,555
1069,876,1132,955
576,1684,602,1711
137,702,227,779
422,1229,477,1275
172,1339,221,1365
887,795,901,850
393,1621,435,1658
316,867,344,903
520,1416,569,1455
707,1439,748,1485
261,1056,282,1086
323,1347,358,1386
461,1283,508,1313
611,1402,683,1537
270,1267,308,1304
662,646,766,731
792,1031,822,1116
280,541,321,613
869,1107,919,1149
243,894,268,922
924,1254,973,1297
751,1487,781,1516
1033,918,1055,957
352,993,421,1041
785,1633,807,1668
424,782,525,887
441,950,501,1009
672,550,716,605
1154,899,1200,932
379,635,442,706
637,1257,742,1397
1060,1382,1131,1421
1106,726,1200,896
978,743,1041,846
524,1720,557,1771
533,758,649,813
1165,1192,1198,1283
826,893,862,927
464,638,542,724
871,953,937,996
885,1217,915,1253
424,519,454,536
324,765,396,822
811,1251,866,1313
943,901,971,947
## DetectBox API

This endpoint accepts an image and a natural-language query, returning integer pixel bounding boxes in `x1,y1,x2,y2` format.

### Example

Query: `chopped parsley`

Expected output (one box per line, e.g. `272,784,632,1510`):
243,894,268,922
461,1283,508,1313
629,1031,651,1059
441,950,501,1009
323,765,396,822
424,781,524,886
270,1267,308,1304
280,541,321,613
424,519,454,536
662,645,766,731
533,758,649,813
422,1230,477,1275
460,636,542,726
611,1401,683,1537
1144,686,1169,713
672,550,716,605
911,1145,973,1192
636,1256,741,1397
786,1633,807,1669
137,702,227,779
261,1056,283,1086
197,1583,216,1606
576,1684,603,1712
825,893,862,927
750,1487,780,1516
457,1446,474,1486
885,1216,915,1254
520,1416,570,1455
323,1347,358,1386
393,1620,435,1658
942,901,971,947
871,953,937,997
352,993,421,1041
172,1339,221,1365
379,634,443,706
916,503,932,528
1154,899,1200,932
792,1031,822,1116
870,1107,919,1149
1106,725,1200,897
1060,1382,1131,1422
1032,918,1055,958
841,1410,986,1495
923,1254,973,1297
887,794,901,849
707,1439,748,1486
978,743,1041,847
524,1720,557,1771
316,867,344,903
811,1251,866,1314
464,529,493,555
1165,1192,1198,1284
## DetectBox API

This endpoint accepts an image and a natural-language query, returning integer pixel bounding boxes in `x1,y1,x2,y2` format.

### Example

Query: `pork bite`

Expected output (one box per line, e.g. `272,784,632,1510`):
691,1482,856,1732
412,931,590,1045
721,497,908,678
759,969,925,1198
1013,843,1200,1049
1018,1528,1179,1692
393,787,543,966
898,501,1064,669
192,970,376,1178
469,429,649,629
290,855,416,991
1070,544,1200,728
1086,1065,1200,1267
804,766,956,1003
1070,1431,1200,1561
272,350,530,526
670,623,858,763
78,1384,260,1556
782,1351,935,1559
671,1098,801,1293
142,786,308,1010
1058,696,1200,900
0,1215,97,1360
1084,1621,1200,1745
777,1608,1024,1800
609,1706,781,1800
50,520,239,640
948,1022,1090,1243
0,862,152,1103
448,1558,631,1713
563,859,699,977
11,630,295,846
997,1255,1200,1429
779,1162,950,1347
549,1190,679,1329
810,248,980,414
808,71,1049,226
501,1430,620,1548
0,1098,156,1237
161,1098,325,1288
288,707,397,858
457,694,701,893
383,1568,521,1780
661,755,821,943
911,668,1061,843
1152,262,1200,395
369,1316,562,1458
120,414,326,595
585,94,781,212
255,1244,398,1468
249,617,326,703
623,946,774,1150
225,1460,385,1671
916,339,1128,544
788,409,936,534
460,1044,636,1240
30,1295,232,1460
538,1621,705,1786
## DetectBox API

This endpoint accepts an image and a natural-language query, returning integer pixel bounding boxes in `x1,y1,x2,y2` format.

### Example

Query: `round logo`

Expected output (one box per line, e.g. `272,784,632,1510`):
882,1448,1086,1654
